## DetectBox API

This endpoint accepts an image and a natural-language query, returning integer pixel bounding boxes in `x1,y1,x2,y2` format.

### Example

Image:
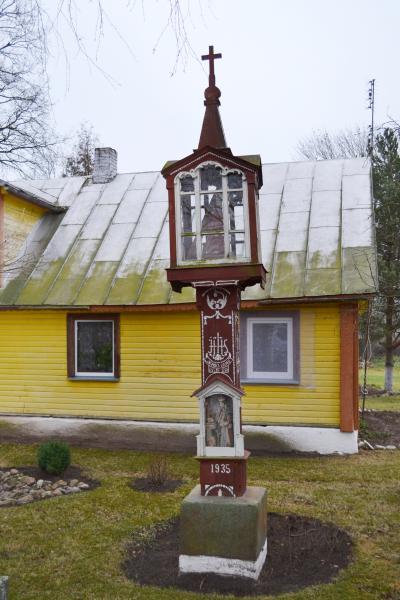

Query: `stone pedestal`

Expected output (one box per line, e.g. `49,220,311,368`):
179,484,268,579
0,576,8,600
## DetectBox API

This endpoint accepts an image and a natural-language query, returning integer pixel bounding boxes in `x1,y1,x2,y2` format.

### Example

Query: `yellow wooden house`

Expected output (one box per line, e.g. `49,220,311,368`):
0,148,376,453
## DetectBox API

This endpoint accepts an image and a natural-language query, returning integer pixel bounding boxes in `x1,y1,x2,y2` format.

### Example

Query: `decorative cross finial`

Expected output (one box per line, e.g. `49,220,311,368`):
202,45,222,88
198,44,226,149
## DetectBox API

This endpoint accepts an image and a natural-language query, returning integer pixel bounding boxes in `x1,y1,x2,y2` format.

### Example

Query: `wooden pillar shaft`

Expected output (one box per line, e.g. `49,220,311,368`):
196,284,242,390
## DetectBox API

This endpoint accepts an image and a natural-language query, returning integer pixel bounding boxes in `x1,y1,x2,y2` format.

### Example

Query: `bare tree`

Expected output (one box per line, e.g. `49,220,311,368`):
43,0,201,77
62,123,98,177
0,0,57,178
0,1,206,179
297,127,369,160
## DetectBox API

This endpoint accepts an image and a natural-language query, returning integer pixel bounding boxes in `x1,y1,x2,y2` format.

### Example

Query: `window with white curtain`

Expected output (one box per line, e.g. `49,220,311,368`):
241,312,299,383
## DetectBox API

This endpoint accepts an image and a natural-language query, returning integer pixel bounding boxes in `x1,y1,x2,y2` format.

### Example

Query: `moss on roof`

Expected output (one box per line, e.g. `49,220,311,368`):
0,158,377,307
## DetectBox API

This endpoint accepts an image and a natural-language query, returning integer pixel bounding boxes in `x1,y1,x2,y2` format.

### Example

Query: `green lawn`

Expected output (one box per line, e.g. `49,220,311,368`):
0,444,400,599
359,358,400,411
362,394,400,411
359,358,400,391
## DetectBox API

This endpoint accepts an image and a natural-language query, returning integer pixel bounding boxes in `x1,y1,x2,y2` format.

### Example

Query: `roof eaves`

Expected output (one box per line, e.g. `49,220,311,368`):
257,292,376,305
0,180,66,213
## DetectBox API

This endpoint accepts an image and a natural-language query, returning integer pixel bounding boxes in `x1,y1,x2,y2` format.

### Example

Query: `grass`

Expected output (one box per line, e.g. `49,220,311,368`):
359,359,400,411
359,358,400,391
0,445,400,599
362,394,400,412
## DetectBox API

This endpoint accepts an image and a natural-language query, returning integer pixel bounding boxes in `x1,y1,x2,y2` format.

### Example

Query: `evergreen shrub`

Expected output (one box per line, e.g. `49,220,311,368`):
37,441,71,475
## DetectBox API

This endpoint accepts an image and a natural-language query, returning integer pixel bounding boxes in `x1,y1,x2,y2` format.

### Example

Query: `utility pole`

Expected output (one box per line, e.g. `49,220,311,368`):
367,79,375,156
362,78,376,415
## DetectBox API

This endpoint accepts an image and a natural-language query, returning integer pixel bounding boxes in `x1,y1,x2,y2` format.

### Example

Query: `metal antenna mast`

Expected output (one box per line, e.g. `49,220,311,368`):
361,78,376,417
367,79,375,156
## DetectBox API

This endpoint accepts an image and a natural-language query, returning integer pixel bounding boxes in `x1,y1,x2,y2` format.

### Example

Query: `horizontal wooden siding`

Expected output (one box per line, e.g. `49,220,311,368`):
0,304,340,425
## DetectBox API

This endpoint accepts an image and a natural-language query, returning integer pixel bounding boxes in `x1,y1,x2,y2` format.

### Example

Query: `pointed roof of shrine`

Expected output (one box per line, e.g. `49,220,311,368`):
198,45,227,150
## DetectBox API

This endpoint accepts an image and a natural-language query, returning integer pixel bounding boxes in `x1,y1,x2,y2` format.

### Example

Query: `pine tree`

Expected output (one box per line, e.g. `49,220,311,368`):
63,123,98,177
372,127,400,392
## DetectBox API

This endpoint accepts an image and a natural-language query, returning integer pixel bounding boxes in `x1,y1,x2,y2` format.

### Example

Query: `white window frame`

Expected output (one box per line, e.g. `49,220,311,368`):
246,317,294,380
75,319,115,378
174,161,251,265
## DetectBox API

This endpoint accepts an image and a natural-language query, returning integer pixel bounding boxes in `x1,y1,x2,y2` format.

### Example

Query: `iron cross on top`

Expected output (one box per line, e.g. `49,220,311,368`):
202,45,222,87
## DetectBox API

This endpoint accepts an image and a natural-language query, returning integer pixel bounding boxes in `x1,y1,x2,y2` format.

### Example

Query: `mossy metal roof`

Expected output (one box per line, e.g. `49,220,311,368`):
0,158,377,306
0,179,66,212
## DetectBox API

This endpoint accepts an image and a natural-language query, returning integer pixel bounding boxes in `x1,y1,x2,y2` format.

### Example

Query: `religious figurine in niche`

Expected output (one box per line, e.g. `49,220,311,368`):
182,235,197,261
205,394,233,447
201,193,224,259
215,396,233,446
206,416,217,446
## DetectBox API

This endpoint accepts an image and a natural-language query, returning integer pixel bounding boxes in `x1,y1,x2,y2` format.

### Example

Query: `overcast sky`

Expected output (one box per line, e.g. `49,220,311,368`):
43,0,400,174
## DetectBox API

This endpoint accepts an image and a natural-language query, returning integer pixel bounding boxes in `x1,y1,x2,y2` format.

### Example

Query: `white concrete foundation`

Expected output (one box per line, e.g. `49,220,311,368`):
0,415,358,454
246,425,359,454
179,537,268,580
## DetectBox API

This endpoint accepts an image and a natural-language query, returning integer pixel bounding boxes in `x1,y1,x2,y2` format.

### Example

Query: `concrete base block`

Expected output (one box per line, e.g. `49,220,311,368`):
179,484,267,579
0,576,8,600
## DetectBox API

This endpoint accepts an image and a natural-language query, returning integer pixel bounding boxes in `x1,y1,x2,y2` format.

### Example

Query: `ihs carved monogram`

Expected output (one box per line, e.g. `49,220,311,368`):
204,332,233,376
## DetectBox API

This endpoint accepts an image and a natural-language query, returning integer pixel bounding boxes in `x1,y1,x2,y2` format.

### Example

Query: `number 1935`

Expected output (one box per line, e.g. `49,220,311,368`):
210,463,231,474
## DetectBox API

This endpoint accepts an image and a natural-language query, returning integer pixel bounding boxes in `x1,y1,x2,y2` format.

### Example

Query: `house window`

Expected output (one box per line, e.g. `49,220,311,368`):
176,162,249,263
67,314,120,380
241,312,299,383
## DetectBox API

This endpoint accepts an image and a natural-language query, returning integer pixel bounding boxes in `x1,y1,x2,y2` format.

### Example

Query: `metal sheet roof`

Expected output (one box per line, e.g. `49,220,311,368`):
0,157,377,306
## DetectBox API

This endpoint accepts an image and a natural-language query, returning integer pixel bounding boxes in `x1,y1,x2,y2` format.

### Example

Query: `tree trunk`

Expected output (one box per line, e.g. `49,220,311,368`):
384,296,394,393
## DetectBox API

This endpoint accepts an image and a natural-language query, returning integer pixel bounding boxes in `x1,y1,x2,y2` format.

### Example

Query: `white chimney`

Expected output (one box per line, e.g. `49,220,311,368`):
92,147,118,183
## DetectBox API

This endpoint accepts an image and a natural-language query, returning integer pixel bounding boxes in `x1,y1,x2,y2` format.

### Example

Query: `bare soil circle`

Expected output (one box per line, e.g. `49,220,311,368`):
123,513,353,597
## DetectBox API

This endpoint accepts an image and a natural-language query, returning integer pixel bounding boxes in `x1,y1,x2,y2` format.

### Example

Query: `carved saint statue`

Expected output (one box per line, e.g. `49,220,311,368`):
215,396,232,446
202,194,224,259
205,394,233,447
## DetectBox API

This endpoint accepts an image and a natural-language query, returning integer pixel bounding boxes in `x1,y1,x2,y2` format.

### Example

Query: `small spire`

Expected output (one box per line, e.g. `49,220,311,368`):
198,45,227,150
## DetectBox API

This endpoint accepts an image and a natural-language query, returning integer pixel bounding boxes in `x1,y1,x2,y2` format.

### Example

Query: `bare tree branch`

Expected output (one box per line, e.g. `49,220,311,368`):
296,127,369,161
47,0,202,81
0,0,58,178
